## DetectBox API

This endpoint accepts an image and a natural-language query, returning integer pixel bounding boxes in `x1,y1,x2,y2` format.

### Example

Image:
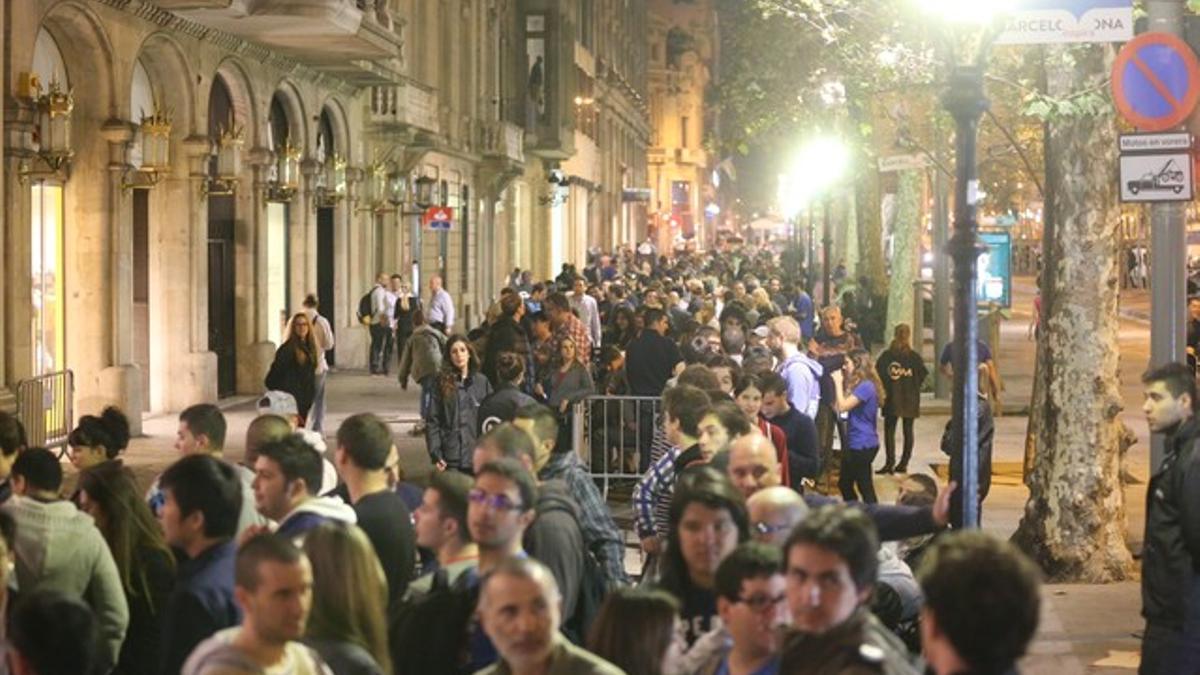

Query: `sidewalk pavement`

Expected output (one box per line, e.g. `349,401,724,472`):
111,279,1157,674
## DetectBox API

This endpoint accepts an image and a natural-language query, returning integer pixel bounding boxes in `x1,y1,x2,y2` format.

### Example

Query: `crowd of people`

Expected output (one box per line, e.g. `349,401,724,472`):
0,245,1048,675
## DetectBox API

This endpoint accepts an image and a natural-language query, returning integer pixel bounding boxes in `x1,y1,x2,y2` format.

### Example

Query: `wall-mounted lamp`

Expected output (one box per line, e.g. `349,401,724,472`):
201,123,243,198
18,79,74,184
312,153,347,210
265,141,301,203
122,104,172,191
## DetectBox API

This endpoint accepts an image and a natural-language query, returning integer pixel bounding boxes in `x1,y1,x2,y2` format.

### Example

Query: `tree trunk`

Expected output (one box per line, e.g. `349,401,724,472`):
1012,43,1132,582
843,192,860,278
855,167,888,299
885,171,922,339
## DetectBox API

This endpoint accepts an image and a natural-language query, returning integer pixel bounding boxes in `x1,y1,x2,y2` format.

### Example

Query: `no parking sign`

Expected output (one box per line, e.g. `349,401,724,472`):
1111,32,1200,132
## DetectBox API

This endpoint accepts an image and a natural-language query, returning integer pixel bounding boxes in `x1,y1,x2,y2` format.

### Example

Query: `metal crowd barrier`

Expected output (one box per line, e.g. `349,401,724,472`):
572,394,662,499
16,370,74,457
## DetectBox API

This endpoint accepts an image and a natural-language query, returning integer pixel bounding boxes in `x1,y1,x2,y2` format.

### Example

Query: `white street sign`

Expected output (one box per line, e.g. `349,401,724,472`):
1120,133,1193,153
1119,153,1194,203
877,154,932,173
995,1,1132,45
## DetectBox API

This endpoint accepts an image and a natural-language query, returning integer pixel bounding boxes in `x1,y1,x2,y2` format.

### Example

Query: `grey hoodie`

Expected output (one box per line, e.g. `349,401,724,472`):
275,495,358,545
4,496,129,670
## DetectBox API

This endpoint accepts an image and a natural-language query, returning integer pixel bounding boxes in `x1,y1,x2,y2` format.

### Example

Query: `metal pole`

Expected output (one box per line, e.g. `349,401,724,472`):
933,166,952,399
823,196,833,306
808,205,817,294
944,64,987,529
1147,0,1187,474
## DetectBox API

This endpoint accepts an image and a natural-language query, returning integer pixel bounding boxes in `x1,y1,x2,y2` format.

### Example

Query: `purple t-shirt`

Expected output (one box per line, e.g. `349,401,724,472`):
846,381,879,450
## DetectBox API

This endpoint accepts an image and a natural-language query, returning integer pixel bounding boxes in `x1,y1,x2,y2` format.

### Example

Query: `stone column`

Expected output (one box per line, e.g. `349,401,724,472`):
300,158,320,304
338,168,370,369
98,121,142,432
241,149,276,394
0,104,36,409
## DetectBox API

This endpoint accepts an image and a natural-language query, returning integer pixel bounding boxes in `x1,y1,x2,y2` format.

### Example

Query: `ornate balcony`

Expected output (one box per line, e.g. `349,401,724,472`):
157,0,401,65
369,82,440,137
480,121,525,165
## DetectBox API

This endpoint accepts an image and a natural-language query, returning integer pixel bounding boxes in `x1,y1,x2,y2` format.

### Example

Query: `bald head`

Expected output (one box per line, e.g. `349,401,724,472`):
747,487,809,545
245,414,292,467
728,433,782,499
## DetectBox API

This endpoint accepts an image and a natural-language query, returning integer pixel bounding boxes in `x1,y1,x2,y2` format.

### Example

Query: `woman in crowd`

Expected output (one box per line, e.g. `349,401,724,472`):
732,375,791,487
831,348,884,503
874,323,928,474
68,406,131,472
546,337,595,414
303,522,391,675
654,468,749,648
265,311,319,424
76,461,176,675
427,335,492,473
587,588,682,675
605,305,637,350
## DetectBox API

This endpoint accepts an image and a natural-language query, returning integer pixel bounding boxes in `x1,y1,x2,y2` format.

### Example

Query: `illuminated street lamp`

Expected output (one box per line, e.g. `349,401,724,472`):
917,0,1012,529
779,136,850,304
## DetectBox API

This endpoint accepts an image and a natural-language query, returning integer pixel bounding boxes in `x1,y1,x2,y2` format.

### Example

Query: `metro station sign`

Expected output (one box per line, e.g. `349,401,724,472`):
423,207,454,231
995,0,1133,45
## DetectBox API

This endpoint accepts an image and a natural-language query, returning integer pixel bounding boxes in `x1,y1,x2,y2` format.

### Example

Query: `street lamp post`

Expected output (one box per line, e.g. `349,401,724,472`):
822,195,833,306
943,64,988,529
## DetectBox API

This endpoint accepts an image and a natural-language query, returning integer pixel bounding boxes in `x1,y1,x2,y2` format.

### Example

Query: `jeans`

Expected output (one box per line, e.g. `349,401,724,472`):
883,416,915,469
839,446,879,503
306,372,328,433
816,403,848,491
418,374,436,420
369,323,392,373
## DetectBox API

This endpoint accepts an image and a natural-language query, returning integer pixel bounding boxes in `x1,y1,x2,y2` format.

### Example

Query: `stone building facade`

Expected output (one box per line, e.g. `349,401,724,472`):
0,0,649,425
648,0,719,252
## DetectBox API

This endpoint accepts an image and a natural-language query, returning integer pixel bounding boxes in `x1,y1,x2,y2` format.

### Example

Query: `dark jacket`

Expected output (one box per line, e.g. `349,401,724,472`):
477,384,538,435
305,637,384,675
875,347,928,419
265,343,317,419
1143,415,1200,626
483,316,531,387
780,609,920,674
766,407,821,483
427,372,493,471
159,540,241,675
941,395,995,529
394,295,422,336
803,493,940,543
119,546,176,675
524,480,585,620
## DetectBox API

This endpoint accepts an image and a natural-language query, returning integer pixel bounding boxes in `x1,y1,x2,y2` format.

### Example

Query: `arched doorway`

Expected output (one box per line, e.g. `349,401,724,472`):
315,108,337,365
208,75,237,397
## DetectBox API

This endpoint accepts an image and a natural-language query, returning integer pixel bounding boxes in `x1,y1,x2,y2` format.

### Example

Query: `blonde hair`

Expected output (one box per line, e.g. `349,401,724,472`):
767,316,801,344
847,349,885,408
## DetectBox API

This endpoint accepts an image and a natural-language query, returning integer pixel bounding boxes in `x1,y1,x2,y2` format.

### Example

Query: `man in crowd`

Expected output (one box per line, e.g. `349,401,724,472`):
149,403,261,535
159,454,245,674
428,274,456,333
780,505,918,674
693,543,789,675
1140,362,1200,672
514,403,629,586
634,385,711,553
758,372,820,487
408,470,478,598
472,424,585,623
625,307,685,472
369,272,391,375
182,534,327,674
5,448,128,671
333,413,416,611
545,292,592,368
0,411,26,504
809,305,861,490
918,532,1041,675
479,353,538,434
767,316,821,418
8,590,102,675
483,292,530,388
475,557,623,675
252,435,356,542
571,276,603,348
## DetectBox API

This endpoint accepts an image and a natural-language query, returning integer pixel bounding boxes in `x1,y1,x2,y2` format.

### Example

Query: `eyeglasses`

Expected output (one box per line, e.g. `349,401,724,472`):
468,489,523,512
735,592,787,613
753,521,791,537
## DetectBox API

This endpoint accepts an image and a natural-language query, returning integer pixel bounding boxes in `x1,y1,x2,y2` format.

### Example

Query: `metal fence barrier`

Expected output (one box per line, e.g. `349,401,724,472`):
572,394,662,499
16,370,74,457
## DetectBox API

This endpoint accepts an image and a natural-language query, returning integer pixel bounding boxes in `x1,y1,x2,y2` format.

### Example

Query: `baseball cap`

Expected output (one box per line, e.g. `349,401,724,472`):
752,325,771,338
257,391,299,417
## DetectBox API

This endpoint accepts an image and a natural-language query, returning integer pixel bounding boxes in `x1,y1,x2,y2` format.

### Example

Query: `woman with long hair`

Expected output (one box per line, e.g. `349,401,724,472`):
68,406,131,472
547,338,595,414
303,522,391,675
604,305,637,348
655,467,749,648
265,311,319,424
76,462,176,675
587,588,681,675
831,348,885,503
874,323,929,474
427,335,492,473
732,375,791,488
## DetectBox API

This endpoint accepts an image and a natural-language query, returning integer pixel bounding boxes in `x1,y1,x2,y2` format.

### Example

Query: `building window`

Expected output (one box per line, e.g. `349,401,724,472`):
31,182,65,376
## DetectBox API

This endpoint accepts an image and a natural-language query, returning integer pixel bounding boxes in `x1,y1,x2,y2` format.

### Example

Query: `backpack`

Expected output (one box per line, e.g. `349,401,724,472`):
357,288,375,325
390,568,480,675
536,499,609,644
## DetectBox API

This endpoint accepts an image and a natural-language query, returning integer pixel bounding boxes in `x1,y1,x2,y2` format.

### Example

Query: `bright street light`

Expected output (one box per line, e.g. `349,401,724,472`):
917,0,1013,26
777,135,850,217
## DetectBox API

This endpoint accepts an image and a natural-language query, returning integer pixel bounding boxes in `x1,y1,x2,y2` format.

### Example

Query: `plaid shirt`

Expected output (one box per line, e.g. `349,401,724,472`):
633,445,681,539
540,451,630,586
552,315,592,369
